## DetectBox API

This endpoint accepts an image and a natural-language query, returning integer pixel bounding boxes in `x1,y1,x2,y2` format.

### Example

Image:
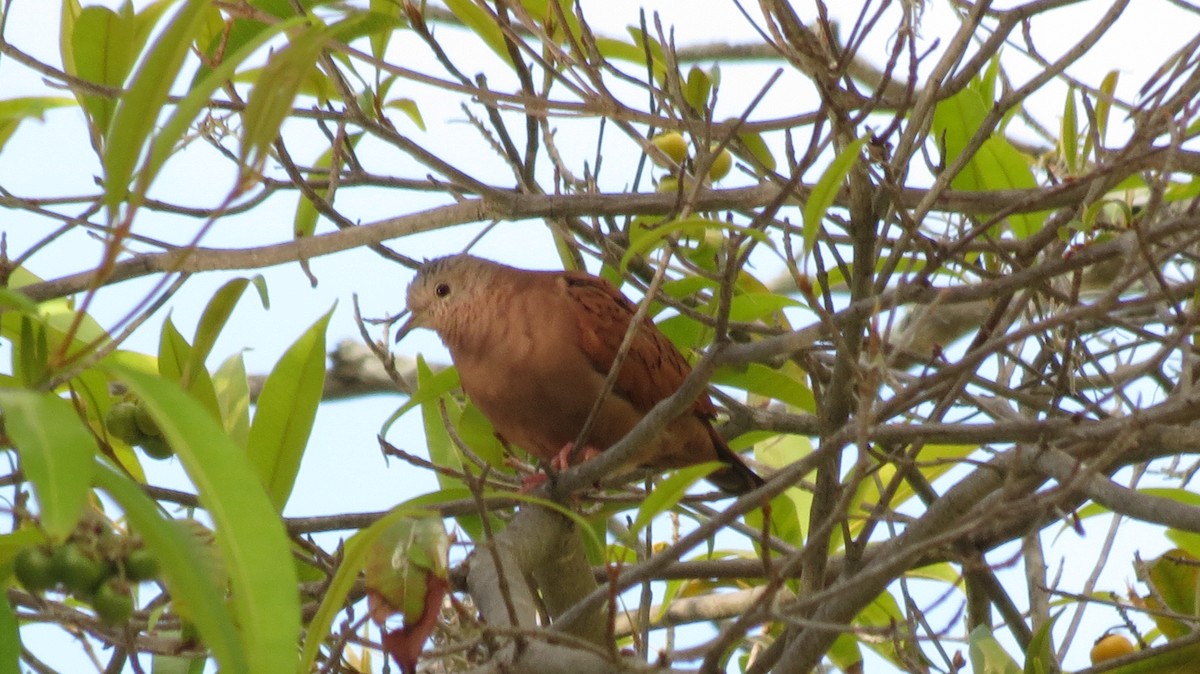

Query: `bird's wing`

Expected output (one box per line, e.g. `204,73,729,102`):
561,271,718,419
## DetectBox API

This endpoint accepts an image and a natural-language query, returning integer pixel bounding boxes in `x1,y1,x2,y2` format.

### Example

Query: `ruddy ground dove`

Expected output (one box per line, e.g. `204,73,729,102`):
395,254,764,495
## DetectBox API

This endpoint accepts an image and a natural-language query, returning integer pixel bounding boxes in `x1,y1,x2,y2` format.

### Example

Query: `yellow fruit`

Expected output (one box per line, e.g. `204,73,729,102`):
650,132,688,166
707,147,733,181
1090,633,1135,664
657,176,679,193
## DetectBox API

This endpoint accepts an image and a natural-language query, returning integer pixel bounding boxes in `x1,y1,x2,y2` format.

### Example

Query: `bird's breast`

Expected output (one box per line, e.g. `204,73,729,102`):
446,299,618,458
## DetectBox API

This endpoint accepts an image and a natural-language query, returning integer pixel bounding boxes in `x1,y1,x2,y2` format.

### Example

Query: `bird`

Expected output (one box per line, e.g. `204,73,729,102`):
394,254,764,495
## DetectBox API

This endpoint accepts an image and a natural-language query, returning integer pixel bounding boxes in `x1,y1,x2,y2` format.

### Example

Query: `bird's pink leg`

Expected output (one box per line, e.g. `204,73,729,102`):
551,442,603,471
513,444,605,493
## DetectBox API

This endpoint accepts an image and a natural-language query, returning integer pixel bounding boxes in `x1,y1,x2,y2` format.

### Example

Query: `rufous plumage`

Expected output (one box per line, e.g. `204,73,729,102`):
396,254,763,495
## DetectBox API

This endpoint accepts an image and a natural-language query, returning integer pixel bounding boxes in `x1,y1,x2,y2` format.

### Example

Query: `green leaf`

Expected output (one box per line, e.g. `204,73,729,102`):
369,0,406,60
1023,611,1060,674
633,460,715,539
365,515,450,623
300,505,433,672
0,287,40,315
849,591,926,668
1061,86,1078,174
385,98,425,130
70,5,137,142
746,434,810,547
736,128,777,173
594,36,666,82
190,277,268,376
414,358,485,539
934,87,1003,193
151,653,208,674
158,317,222,420
713,362,814,411
15,316,49,388
455,403,510,470
105,363,301,674
624,216,718,271
518,0,582,43
630,463,720,536
1141,549,1198,640
727,291,801,323
381,358,459,433
684,65,712,113
294,135,363,240
103,0,209,214
973,53,1002,108
400,375,531,546
826,632,863,672
213,352,252,447
0,573,19,674
0,529,45,570
624,28,668,83
136,17,298,218
976,137,1043,237
1085,70,1119,163
0,97,76,153
93,463,244,672
0,391,96,541
932,88,1045,237
58,0,82,77
131,1,176,52
968,624,1022,674
239,22,328,172
3,267,112,362
250,0,307,18
848,444,975,538
803,136,867,258
443,0,513,68
246,308,332,510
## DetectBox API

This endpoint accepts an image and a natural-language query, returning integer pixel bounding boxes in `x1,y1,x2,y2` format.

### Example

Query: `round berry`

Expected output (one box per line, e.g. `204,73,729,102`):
105,403,143,444
91,578,134,626
123,548,160,582
13,546,55,592
52,543,111,597
1090,633,1135,664
650,132,688,166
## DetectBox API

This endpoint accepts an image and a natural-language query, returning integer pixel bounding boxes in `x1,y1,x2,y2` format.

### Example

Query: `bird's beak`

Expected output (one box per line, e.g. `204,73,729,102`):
393,310,421,344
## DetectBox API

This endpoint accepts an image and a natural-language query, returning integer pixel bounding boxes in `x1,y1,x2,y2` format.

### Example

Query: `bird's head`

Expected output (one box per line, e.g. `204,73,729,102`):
394,255,496,343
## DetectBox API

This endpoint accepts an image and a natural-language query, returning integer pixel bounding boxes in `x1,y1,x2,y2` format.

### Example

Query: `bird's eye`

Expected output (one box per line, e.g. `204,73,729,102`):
435,282,451,298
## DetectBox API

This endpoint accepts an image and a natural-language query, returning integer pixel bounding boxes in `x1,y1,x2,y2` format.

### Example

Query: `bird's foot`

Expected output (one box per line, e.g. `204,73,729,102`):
550,443,602,472
518,472,550,493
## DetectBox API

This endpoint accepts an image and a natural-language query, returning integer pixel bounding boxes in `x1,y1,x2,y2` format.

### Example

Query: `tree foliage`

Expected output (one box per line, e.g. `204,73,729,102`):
2,1,1200,673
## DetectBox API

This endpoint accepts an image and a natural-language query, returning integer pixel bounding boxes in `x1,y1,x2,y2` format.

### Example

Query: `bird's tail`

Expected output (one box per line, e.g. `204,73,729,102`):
706,426,766,495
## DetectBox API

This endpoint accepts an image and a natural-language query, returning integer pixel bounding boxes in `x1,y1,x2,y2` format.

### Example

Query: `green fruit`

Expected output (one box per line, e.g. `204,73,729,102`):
132,404,160,437
92,578,134,626
123,548,160,582
105,403,143,444
138,435,174,460
707,147,733,181
52,543,111,597
14,547,56,592
650,132,688,166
